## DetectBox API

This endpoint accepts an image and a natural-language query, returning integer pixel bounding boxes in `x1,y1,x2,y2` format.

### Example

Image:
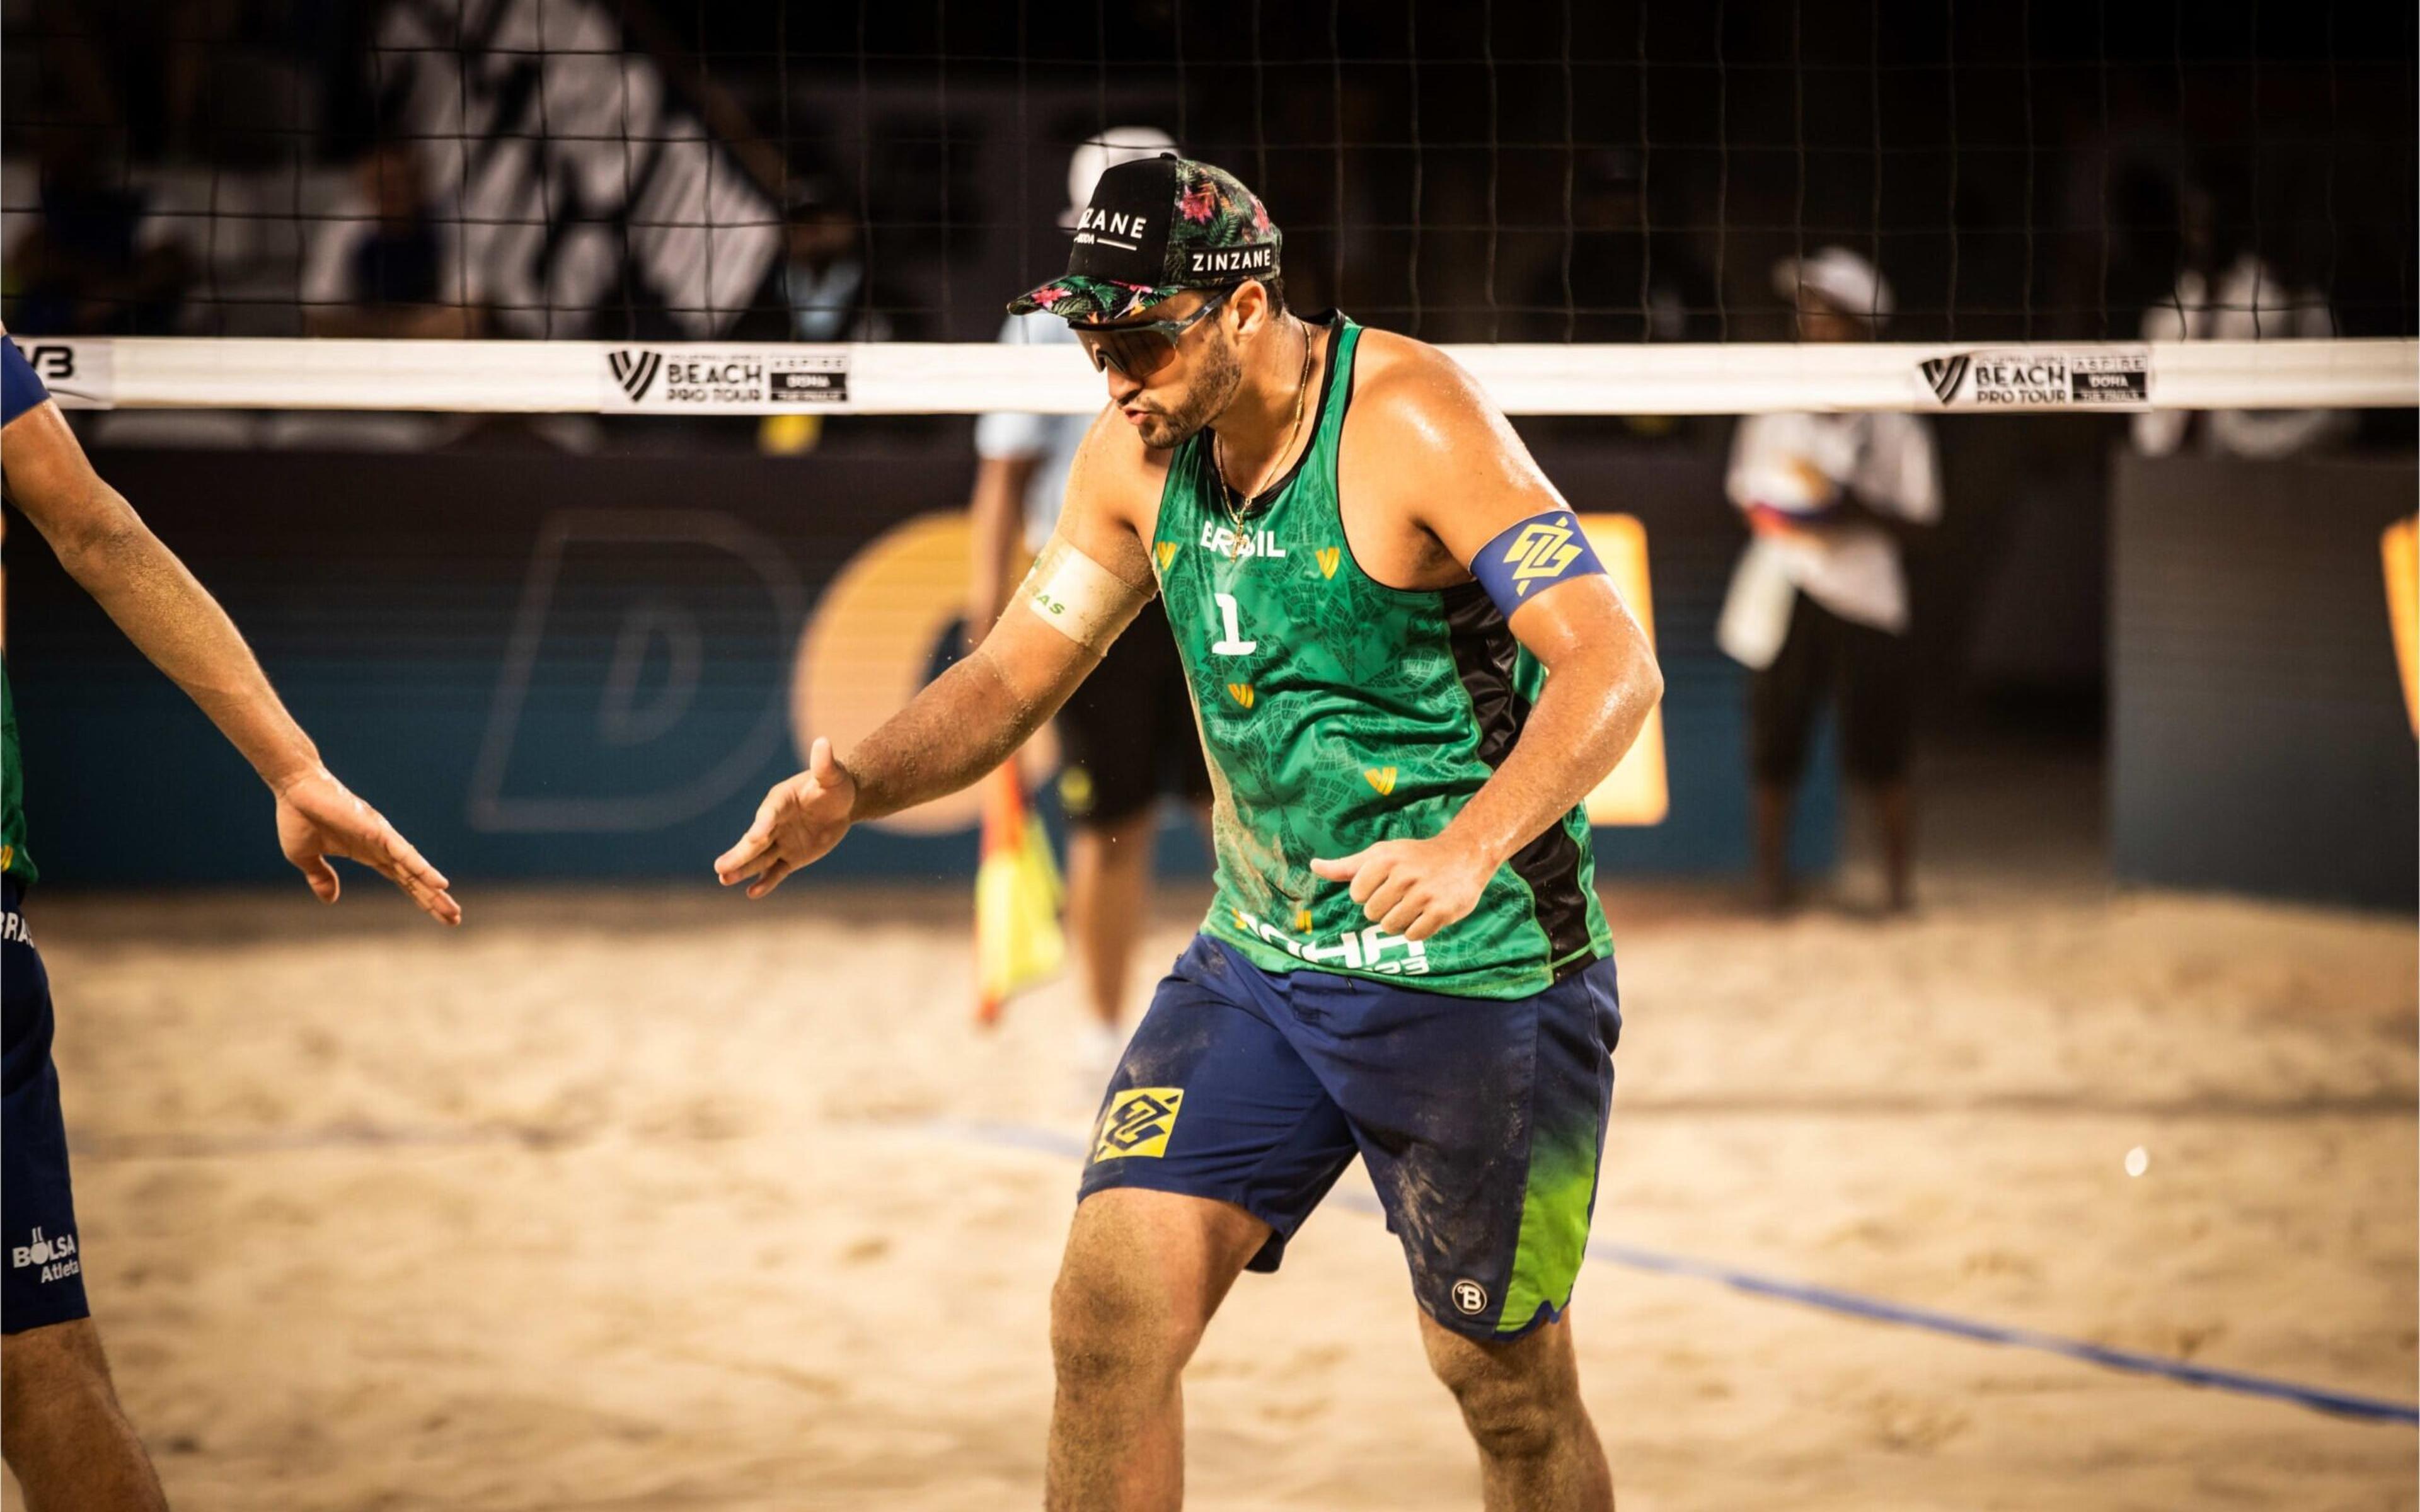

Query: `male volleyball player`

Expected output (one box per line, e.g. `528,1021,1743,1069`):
718,156,1661,1510
1,327,459,1509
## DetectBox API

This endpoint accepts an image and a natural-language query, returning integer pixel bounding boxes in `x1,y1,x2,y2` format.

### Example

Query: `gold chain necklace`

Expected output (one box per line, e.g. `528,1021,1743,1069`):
1214,320,1316,538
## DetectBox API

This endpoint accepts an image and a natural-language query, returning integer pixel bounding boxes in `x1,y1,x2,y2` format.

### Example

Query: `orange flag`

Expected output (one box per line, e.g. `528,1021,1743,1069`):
974,765,1066,1025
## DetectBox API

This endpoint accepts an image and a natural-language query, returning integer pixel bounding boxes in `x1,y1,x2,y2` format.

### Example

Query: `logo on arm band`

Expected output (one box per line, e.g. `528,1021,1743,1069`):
1471,512,1607,621
1017,537,1150,654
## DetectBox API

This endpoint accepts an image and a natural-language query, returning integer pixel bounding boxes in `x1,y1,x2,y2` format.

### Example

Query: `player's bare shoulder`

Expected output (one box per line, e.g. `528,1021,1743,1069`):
1348,327,1488,409
1339,328,1542,534
1340,330,1526,476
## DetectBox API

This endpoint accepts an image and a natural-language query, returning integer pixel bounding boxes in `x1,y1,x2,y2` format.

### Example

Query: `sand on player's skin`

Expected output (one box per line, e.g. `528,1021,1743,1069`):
4,866,2411,1512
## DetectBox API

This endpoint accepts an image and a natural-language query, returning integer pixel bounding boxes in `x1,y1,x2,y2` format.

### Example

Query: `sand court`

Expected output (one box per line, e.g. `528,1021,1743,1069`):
4,858,2409,1510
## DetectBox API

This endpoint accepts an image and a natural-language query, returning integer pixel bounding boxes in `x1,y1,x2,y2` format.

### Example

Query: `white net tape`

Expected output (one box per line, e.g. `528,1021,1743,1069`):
23,336,2414,416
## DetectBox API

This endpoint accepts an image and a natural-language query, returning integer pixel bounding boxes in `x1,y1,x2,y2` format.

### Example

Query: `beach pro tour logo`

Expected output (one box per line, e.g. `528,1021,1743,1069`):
25,344,78,384
1921,353,1971,403
16,341,115,409
1502,517,1586,597
1916,347,2150,410
609,349,662,401
604,349,849,410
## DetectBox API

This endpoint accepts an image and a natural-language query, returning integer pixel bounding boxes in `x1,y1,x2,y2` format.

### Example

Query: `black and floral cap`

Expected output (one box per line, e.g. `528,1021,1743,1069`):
1008,155,1282,323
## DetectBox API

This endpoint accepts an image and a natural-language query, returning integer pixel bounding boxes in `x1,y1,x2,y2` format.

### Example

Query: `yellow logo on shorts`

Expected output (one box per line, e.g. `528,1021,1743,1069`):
1226,682,1255,709
1155,541,1179,572
1363,766,1398,796
1502,517,1582,597
1094,1088,1186,1162
1316,547,1341,579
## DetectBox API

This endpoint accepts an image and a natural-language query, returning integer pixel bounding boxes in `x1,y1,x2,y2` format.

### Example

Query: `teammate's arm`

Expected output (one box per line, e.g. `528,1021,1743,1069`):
717,413,1155,898
0,340,458,923
1312,353,1663,941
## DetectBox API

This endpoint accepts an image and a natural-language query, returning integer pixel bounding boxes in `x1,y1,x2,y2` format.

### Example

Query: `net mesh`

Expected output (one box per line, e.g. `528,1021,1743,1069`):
0,0,2412,411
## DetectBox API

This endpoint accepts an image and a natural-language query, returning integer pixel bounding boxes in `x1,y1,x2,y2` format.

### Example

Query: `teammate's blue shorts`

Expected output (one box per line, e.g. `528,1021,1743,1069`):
3,877,89,1334
1081,934,1621,1341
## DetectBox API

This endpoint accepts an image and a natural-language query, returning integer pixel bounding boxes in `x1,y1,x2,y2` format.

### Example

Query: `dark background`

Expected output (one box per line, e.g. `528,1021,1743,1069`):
1,0,2412,902
4,0,2413,341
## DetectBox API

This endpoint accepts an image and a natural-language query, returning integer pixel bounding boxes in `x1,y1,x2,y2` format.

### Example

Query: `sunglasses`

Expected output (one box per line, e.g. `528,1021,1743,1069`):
1068,286,1235,379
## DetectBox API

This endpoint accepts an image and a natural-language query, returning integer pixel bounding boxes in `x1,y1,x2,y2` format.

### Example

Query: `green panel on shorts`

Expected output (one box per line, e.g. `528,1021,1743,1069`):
1496,1116,1603,1333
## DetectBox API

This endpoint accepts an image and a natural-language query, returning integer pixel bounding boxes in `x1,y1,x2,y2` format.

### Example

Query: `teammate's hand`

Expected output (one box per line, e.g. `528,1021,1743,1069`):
275,767,461,925
716,736,858,899
1310,835,1494,942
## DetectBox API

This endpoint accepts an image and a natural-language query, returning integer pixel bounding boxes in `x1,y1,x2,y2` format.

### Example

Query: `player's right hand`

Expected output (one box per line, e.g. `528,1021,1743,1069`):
275,766,462,926
715,736,857,899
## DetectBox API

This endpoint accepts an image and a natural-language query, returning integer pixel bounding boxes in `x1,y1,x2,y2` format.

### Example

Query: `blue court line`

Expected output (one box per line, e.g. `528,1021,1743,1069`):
938,1119,2420,1428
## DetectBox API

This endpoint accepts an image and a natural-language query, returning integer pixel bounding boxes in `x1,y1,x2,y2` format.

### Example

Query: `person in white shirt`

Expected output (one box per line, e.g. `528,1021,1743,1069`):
2132,250,2348,459
965,127,1207,1069
1719,247,1939,912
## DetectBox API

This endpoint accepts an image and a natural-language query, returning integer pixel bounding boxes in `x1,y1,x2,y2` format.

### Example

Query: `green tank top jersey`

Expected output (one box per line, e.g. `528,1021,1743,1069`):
1150,314,1611,999
3,660,33,886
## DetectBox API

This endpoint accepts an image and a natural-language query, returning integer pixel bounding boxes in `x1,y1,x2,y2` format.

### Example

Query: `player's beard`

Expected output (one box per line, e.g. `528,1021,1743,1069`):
1132,328,1244,450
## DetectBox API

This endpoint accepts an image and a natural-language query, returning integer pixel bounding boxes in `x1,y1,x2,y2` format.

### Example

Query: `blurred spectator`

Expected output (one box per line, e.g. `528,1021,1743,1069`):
1515,148,1719,445
301,139,481,339
969,126,1178,630
778,176,914,343
1518,149,1716,346
964,125,1208,1075
749,175,927,453
2133,232,2349,459
1718,248,1939,914
5,134,195,335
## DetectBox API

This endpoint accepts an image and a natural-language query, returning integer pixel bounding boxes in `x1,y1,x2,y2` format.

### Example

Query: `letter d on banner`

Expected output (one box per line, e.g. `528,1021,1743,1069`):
469,510,803,832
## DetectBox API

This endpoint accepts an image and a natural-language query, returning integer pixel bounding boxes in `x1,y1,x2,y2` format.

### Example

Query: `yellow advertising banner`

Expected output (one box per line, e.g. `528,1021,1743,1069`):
1577,514,1669,827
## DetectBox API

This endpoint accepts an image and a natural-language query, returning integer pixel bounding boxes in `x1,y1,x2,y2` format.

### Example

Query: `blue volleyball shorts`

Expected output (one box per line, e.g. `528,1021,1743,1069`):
1080,934,1621,1340
3,878,89,1334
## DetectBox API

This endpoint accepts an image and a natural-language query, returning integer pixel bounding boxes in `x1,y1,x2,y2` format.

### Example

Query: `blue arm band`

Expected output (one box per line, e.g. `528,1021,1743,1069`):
1468,510,1606,621
1,337,49,427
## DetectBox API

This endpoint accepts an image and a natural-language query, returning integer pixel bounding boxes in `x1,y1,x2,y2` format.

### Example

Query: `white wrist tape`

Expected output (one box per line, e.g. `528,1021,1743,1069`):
1017,537,1148,654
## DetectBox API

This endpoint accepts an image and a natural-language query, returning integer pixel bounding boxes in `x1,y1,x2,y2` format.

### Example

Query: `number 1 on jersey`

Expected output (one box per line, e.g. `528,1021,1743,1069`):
1211,592,1258,656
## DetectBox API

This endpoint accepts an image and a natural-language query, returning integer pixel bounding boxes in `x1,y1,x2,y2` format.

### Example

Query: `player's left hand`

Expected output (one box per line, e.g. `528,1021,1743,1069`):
1310,835,1494,942
274,767,461,925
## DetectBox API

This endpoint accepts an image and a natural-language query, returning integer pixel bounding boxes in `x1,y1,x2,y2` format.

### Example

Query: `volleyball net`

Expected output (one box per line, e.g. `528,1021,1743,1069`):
2,0,2413,415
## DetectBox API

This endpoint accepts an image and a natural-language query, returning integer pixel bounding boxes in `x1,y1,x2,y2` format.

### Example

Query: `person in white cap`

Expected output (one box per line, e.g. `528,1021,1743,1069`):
1717,246,1939,913
964,127,1207,1071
